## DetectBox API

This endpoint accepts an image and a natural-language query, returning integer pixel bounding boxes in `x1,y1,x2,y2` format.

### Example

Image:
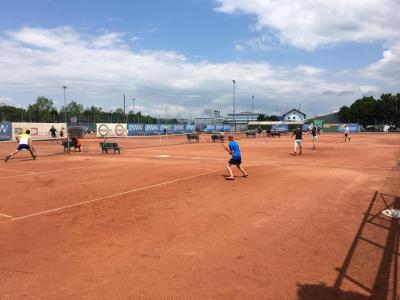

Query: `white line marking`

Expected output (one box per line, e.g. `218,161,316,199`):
0,213,13,219
1,169,220,224
133,154,393,171
0,167,84,179
0,169,35,174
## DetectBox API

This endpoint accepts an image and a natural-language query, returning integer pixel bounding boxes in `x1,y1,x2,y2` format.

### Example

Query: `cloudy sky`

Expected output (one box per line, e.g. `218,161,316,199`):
0,0,399,118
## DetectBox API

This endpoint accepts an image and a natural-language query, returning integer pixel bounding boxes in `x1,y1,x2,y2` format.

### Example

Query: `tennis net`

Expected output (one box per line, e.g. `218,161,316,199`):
0,132,249,158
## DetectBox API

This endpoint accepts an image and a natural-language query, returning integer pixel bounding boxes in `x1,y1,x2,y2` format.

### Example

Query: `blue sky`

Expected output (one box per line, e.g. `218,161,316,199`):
0,0,399,117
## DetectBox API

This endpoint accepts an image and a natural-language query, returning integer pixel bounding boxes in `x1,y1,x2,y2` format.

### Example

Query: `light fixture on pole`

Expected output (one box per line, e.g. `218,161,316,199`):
232,80,236,132
251,95,254,121
132,97,135,123
123,94,126,115
62,86,67,123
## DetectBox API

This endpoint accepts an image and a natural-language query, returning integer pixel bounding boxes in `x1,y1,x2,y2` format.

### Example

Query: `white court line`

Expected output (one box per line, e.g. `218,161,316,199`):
0,167,84,179
0,168,35,174
132,154,394,171
0,213,13,219
0,168,220,224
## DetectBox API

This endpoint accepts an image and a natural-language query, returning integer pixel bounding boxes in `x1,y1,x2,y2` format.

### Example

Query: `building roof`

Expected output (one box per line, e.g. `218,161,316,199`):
282,109,306,117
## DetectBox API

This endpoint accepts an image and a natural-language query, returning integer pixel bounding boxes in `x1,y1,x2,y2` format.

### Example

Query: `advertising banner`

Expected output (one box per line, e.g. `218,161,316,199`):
96,123,127,137
185,125,195,133
0,121,12,141
272,124,289,132
337,123,360,133
172,124,185,134
12,123,67,140
160,124,173,134
144,124,160,135
127,123,145,136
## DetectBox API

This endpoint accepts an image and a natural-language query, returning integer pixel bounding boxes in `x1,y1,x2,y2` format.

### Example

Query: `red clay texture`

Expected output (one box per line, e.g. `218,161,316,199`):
0,133,399,299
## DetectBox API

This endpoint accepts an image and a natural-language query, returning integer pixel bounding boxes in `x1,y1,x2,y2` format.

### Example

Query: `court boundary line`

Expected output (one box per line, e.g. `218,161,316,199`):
0,167,85,179
0,168,35,174
0,168,220,224
0,213,13,219
132,154,394,171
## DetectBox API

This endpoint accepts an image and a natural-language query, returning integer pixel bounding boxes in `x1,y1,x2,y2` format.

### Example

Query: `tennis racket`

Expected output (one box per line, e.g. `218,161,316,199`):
220,143,231,154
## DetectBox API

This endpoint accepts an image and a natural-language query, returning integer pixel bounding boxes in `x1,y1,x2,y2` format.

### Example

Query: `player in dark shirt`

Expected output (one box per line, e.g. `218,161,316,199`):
311,126,317,150
49,126,58,143
291,127,303,155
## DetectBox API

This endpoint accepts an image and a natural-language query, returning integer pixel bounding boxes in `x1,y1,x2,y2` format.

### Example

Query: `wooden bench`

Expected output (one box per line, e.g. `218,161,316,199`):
246,130,257,138
62,139,81,152
186,133,200,142
267,131,281,138
99,142,121,154
211,134,224,143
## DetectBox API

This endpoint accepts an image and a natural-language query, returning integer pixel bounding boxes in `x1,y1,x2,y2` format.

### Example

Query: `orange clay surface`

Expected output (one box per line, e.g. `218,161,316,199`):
0,133,399,299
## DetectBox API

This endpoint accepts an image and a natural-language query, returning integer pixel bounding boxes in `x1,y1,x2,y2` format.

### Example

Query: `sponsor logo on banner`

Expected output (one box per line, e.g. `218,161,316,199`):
98,124,110,137
337,123,360,133
0,121,12,141
11,123,67,140
96,123,127,137
272,124,288,132
115,124,125,136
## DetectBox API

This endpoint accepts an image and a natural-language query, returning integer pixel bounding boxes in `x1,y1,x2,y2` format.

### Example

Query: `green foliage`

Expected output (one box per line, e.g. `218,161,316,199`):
338,106,350,123
338,94,399,127
27,97,57,122
0,104,26,122
257,114,268,121
256,114,280,121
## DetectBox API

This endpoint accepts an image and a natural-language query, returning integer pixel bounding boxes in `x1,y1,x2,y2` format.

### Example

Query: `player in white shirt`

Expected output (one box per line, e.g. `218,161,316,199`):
344,125,351,141
4,130,37,162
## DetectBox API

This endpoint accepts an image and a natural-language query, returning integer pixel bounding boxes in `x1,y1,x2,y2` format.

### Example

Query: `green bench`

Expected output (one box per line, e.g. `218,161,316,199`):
246,130,257,137
99,142,121,154
186,133,200,142
211,134,224,143
62,139,81,152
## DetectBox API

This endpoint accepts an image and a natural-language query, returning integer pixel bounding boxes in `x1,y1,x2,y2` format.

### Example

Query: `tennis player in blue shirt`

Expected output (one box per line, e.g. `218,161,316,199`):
222,135,248,180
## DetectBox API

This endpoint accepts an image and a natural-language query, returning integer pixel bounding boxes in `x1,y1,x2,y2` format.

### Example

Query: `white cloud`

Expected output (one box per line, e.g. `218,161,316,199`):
214,0,400,50
0,96,17,106
235,35,272,52
295,65,325,76
92,32,125,48
364,42,400,83
0,26,381,116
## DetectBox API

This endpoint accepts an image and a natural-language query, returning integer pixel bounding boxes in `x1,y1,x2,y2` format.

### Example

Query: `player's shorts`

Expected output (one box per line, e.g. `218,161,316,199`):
295,139,302,146
345,133,348,137
17,144,31,151
229,157,242,165
51,134,56,138
312,135,317,141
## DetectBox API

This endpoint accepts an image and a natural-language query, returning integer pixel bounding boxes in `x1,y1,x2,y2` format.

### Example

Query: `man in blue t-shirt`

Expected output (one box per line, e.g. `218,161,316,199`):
222,135,248,180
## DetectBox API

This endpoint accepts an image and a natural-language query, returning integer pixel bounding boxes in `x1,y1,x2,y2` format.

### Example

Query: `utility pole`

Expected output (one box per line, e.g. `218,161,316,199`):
251,95,254,122
232,80,236,132
63,86,67,124
132,97,135,123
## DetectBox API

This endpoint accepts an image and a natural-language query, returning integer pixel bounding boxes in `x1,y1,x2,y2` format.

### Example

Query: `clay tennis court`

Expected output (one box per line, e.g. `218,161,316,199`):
0,133,399,299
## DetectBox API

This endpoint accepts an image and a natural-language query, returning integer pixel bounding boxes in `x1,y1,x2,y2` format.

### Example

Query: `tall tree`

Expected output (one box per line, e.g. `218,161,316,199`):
27,97,56,122
338,106,350,123
349,96,376,126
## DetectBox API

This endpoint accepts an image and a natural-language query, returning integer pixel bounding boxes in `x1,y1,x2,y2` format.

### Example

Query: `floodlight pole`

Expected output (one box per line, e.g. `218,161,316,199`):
132,97,135,123
123,94,126,121
232,80,236,132
251,95,254,122
63,86,67,124
62,85,69,153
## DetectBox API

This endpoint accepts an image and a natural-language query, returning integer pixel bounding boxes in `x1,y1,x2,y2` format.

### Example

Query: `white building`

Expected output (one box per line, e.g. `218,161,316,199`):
224,112,261,125
282,109,306,122
194,117,220,126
